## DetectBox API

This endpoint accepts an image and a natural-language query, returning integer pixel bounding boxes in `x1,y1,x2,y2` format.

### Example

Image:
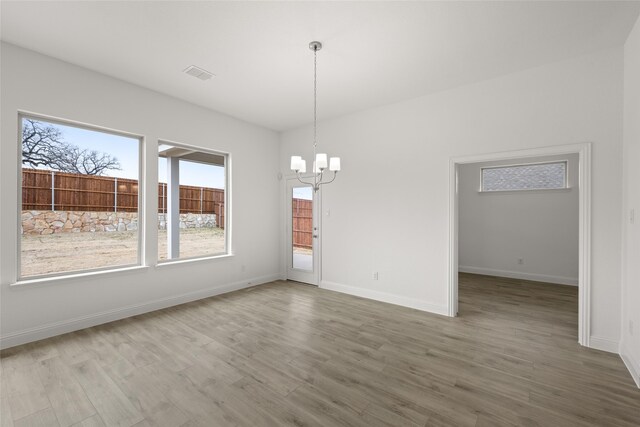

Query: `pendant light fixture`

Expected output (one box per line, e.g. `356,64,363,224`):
290,41,340,192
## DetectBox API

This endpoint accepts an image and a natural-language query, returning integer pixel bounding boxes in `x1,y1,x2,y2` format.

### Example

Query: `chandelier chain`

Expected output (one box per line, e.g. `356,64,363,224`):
313,48,318,151
291,41,339,193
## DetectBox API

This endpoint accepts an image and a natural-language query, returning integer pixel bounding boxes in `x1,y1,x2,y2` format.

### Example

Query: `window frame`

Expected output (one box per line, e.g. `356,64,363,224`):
16,112,145,281
156,139,231,264
479,160,569,193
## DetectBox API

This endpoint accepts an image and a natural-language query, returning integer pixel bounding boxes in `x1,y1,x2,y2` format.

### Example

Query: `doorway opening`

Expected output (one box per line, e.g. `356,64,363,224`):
286,179,320,285
448,143,592,346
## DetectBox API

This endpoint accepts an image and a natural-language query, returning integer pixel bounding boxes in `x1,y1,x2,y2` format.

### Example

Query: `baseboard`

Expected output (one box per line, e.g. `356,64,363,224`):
458,266,578,286
0,273,281,350
320,280,449,316
620,343,640,388
588,335,620,353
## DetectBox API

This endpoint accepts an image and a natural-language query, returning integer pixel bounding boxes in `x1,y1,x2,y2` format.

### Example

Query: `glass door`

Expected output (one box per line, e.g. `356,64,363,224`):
287,180,319,285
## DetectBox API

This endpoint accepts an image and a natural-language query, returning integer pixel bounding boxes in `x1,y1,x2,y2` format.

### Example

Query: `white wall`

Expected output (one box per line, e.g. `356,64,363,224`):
458,154,579,286
621,15,640,386
280,47,624,347
0,43,282,348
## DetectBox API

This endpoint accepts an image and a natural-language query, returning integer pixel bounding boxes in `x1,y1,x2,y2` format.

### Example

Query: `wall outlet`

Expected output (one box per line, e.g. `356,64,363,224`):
373,272,379,280
517,258,524,265
630,320,634,336
241,264,246,272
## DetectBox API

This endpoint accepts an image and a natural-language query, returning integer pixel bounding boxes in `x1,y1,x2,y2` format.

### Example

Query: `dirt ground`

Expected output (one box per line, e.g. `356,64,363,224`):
157,228,225,260
293,246,312,255
21,228,225,278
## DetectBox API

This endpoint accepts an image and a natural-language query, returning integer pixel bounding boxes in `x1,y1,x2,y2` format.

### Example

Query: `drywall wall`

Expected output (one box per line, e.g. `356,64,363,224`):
621,15,640,386
458,154,579,285
0,43,281,348
280,47,623,348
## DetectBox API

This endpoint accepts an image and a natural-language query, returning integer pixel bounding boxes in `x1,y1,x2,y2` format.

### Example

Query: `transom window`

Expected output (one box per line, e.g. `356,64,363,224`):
481,161,568,192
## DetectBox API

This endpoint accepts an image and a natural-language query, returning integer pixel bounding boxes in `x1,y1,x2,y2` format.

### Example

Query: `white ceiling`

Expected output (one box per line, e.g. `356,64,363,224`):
2,1,639,131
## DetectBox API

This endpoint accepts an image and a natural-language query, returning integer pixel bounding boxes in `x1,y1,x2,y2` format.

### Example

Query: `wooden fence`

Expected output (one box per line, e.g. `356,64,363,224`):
22,169,225,228
158,183,225,228
292,198,312,249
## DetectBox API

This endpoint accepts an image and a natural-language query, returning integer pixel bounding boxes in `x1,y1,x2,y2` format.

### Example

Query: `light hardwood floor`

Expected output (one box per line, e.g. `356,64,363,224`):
1,274,639,426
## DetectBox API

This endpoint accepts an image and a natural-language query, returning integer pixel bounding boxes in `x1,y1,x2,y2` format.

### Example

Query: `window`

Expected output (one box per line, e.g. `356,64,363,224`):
20,115,141,279
481,161,567,192
158,142,228,261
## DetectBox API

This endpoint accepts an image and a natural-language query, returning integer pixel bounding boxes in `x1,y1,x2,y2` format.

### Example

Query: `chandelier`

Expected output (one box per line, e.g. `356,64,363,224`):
290,41,341,192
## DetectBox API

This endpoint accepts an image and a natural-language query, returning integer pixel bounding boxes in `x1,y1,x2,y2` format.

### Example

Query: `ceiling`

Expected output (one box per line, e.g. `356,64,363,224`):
2,1,639,131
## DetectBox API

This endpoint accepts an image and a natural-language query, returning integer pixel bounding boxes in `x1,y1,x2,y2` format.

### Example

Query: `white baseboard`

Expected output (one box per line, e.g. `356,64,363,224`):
320,280,449,316
588,335,620,353
458,265,578,286
0,273,281,350
620,343,640,388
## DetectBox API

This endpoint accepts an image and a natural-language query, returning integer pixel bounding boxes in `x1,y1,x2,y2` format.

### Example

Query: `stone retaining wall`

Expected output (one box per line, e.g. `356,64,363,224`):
21,211,216,235
157,213,216,230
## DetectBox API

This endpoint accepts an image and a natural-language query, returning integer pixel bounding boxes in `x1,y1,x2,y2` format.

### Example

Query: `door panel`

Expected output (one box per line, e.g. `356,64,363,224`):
287,180,318,285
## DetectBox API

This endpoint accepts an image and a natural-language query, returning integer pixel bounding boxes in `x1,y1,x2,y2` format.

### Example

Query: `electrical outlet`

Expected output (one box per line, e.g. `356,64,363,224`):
517,258,524,265
373,272,379,280
241,264,246,272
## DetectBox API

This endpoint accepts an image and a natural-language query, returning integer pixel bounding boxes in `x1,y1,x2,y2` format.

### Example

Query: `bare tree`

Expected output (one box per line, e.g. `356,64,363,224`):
22,119,65,169
22,119,121,175
52,146,122,176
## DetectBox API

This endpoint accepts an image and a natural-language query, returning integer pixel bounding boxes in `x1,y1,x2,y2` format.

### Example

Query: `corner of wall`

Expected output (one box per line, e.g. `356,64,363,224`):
620,342,640,388
620,11,640,389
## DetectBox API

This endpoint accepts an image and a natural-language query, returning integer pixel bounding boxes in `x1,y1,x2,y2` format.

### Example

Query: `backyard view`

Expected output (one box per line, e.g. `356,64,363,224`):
21,228,225,277
20,117,312,278
20,118,226,278
292,187,313,270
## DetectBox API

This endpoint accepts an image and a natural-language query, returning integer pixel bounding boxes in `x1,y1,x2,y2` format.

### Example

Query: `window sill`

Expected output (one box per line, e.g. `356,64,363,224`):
156,253,234,267
11,265,149,289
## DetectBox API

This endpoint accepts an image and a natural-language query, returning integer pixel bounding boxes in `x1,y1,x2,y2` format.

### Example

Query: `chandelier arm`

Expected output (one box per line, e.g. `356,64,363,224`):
295,173,316,188
317,171,338,187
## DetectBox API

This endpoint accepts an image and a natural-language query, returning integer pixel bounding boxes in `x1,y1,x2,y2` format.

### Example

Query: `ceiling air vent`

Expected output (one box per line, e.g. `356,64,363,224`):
183,65,214,81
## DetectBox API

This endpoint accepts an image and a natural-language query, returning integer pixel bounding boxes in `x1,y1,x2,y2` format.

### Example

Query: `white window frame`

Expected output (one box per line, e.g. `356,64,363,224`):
156,139,231,264
479,160,569,193
16,112,145,281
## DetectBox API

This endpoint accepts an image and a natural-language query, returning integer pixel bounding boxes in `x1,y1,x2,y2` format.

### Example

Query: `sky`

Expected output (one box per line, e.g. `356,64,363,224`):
23,119,224,188
293,186,313,200
158,158,225,189
30,121,140,179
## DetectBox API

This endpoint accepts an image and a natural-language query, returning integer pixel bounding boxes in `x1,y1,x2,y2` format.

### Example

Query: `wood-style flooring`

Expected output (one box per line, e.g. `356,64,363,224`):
1,274,639,426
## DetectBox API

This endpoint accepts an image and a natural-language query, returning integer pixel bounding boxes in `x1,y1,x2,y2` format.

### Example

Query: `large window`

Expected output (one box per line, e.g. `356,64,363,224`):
19,115,141,279
481,161,567,192
158,142,227,261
